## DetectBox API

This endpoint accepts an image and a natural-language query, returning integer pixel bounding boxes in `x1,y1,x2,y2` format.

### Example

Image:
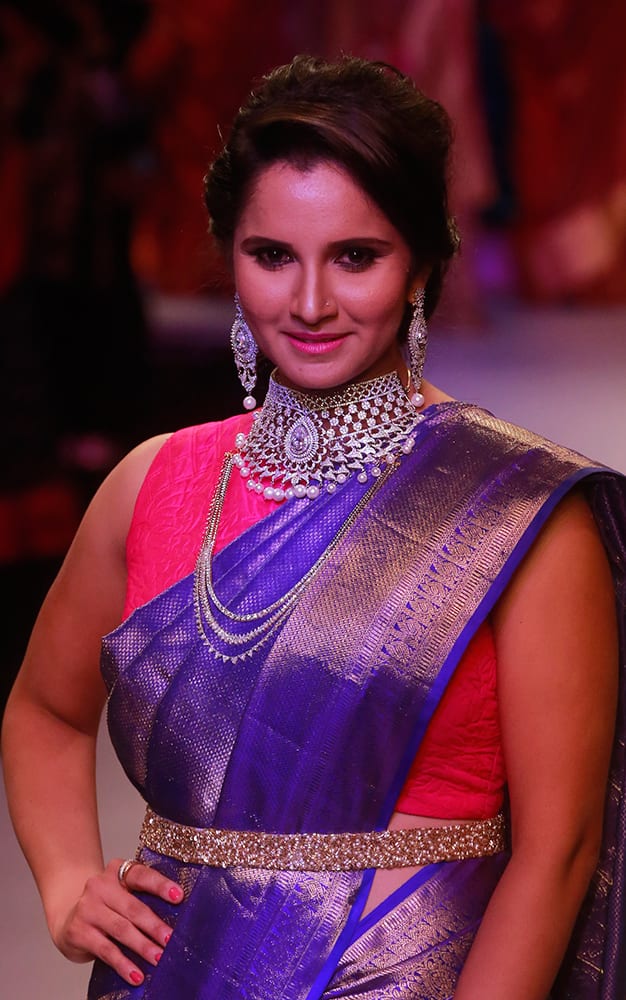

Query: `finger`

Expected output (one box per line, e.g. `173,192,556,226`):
115,890,174,952
75,879,165,951
91,930,150,988
65,898,157,988
104,908,166,969
84,869,175,951
83,930,149,988
109,858,184,905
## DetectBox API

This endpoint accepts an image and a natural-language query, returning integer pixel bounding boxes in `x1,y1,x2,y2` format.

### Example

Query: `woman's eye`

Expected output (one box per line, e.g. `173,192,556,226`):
254,246,292,268
338,247,377,270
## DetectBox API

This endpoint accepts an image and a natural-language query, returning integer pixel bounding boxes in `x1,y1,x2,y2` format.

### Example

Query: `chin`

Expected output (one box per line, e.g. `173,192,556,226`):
276,366,353,394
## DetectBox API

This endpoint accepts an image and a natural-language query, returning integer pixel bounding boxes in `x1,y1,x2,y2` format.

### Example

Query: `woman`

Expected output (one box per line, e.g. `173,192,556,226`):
2,54,625,999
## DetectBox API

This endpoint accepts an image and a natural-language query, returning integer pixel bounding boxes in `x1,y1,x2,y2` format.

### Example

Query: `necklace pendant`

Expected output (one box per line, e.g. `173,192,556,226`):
285,414,319,464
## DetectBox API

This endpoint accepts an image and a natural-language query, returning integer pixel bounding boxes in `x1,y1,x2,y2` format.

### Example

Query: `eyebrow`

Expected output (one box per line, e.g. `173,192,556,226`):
239,236,395,252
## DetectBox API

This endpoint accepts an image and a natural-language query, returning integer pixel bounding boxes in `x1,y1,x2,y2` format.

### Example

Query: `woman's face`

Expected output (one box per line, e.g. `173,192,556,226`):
233,160,419,393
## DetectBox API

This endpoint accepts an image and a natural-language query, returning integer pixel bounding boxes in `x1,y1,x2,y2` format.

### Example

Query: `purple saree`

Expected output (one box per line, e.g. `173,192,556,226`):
89,403,626,999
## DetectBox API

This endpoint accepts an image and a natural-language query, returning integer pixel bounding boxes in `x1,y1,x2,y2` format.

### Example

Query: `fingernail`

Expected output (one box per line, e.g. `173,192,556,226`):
154,950,163,964
163,932,171,945
129,970,143,985
168,886,183,902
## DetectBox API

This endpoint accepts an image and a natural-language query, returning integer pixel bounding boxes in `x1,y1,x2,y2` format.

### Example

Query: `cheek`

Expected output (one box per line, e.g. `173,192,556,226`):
350,285,408,326
247,300,285,335
235,271,284,323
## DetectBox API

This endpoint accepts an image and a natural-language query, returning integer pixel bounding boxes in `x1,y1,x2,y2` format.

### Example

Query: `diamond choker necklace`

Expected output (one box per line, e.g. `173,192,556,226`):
234,369,425,501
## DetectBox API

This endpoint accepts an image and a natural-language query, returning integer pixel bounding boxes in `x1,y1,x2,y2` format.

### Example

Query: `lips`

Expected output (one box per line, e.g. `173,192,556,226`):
284,332,348,354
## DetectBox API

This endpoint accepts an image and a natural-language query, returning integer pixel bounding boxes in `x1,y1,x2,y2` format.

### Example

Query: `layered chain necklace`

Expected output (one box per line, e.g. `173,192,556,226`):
194,451,390,661
193,367,425,660
233,368,425,501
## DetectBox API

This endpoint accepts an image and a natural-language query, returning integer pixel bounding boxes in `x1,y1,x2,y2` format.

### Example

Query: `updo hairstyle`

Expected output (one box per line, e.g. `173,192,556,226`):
204,54,459,322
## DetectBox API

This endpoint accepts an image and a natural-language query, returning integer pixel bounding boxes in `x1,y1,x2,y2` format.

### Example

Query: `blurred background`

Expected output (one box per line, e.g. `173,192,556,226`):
0,1,625,995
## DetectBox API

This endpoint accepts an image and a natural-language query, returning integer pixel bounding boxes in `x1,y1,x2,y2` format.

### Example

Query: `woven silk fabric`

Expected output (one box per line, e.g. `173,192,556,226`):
90,405,626,999
124,405,505,819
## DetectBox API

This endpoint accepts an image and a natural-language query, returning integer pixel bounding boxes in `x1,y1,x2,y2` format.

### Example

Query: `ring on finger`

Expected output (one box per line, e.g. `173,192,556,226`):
117,858,140,889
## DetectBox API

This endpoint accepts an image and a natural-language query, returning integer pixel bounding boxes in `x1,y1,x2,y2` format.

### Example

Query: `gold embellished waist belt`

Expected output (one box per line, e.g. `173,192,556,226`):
139,807,506,871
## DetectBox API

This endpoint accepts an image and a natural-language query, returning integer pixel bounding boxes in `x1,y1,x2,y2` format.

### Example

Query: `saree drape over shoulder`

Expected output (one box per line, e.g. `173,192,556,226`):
89,403,626,1000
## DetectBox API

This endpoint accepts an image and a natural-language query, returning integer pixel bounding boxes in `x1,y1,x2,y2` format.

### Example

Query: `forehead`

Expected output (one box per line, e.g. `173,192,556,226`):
236,160,397,238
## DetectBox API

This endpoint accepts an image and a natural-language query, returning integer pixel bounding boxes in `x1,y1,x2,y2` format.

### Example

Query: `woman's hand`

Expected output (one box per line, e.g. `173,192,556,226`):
51,859,184,988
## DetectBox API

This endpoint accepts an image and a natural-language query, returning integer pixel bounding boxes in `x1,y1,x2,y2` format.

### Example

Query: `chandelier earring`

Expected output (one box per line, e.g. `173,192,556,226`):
406,287,427,408
230,293,258,411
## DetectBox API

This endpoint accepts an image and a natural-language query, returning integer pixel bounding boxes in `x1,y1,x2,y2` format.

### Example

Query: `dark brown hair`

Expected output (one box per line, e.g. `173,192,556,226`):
204,54,459,319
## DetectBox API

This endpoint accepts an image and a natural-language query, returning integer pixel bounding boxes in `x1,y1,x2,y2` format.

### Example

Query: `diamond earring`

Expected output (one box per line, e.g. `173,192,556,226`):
407,287,427,408
230,293,258,411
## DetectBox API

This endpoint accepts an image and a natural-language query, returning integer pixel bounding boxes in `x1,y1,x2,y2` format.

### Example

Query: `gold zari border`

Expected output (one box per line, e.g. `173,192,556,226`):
139,807,506,871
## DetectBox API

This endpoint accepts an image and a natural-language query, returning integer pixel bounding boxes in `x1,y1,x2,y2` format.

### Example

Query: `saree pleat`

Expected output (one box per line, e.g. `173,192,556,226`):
89,404,626,999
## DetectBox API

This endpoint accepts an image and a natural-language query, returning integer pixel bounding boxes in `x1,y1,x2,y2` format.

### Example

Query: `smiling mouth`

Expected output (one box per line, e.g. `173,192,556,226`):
285,332,348,352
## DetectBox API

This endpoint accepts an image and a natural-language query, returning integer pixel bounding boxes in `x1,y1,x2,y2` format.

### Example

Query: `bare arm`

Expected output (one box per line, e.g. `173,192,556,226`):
1,434,183,988
454,490,618,999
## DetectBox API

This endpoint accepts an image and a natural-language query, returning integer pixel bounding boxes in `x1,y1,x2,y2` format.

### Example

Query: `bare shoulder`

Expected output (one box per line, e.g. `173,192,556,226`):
89,432,173,519
57,430,174,603
492,488,615,642
66,431,171,555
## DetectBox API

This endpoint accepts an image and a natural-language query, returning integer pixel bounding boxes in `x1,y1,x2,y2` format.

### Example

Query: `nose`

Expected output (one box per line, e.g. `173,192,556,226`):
290,268,337,326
